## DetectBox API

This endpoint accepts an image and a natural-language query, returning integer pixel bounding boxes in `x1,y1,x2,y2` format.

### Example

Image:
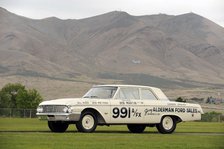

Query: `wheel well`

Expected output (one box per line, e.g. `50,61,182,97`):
171,115,182,123
82,108,106,124
162,115,182,123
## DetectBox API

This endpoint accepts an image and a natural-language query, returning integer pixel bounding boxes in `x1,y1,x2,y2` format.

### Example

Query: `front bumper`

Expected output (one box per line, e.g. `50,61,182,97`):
36,113,80,121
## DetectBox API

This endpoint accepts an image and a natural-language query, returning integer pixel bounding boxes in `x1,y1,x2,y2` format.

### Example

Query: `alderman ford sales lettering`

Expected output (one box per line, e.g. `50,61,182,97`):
152,107,198,113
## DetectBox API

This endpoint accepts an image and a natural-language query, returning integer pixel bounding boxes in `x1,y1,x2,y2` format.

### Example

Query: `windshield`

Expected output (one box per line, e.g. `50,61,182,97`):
83,86,117,99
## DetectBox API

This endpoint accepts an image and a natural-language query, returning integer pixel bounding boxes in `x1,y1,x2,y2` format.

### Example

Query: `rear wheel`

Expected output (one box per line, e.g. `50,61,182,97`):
127,124,146,133
48,121,68,133
76,111,97,133
156,116,176,134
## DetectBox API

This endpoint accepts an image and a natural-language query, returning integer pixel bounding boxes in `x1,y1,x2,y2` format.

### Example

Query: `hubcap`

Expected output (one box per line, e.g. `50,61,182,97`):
162,116,173,130
82,115,94,130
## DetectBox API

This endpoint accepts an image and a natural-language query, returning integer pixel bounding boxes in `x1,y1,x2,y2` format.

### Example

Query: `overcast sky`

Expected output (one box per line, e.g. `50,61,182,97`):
0,0,224,27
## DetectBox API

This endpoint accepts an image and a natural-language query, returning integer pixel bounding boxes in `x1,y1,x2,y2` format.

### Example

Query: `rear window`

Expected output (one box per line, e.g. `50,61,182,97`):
141,89,157,100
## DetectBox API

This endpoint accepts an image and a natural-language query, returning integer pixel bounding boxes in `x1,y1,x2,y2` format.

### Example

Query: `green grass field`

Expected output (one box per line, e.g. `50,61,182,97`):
0,118,223,149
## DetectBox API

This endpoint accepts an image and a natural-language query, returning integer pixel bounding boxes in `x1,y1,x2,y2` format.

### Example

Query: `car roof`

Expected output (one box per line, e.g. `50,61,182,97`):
94,84,169,100
95,84,158,90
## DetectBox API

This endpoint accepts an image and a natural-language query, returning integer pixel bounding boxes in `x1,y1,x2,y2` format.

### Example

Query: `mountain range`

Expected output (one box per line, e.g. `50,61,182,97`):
0,7,224,88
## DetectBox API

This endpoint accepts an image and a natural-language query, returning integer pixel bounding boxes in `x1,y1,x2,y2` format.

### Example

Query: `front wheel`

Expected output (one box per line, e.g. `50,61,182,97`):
76,111,97,133
127,124,146,133
48,121,68,133
156,116,176,134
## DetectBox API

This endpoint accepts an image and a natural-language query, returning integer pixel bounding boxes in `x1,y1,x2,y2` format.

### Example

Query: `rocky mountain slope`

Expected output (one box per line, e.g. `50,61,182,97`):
0,7,224,87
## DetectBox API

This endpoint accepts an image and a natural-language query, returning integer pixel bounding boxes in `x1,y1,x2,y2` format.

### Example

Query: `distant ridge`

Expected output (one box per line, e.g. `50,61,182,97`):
0,7,224,87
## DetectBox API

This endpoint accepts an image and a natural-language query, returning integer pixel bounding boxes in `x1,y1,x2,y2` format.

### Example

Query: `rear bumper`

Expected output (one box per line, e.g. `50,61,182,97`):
36,113,80,121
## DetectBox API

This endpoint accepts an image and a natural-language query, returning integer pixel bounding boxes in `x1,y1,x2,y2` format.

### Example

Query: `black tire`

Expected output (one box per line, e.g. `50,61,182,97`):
127,124,146,133
48,121,68,133
76,111,97,133
156,116,176,134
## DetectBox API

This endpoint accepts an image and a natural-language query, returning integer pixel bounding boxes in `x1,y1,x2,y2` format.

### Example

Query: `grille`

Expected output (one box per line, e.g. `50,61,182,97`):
42,105,66,113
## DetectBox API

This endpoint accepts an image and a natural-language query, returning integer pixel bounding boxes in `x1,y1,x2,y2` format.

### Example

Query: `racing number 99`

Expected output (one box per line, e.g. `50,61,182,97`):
112,107,130,118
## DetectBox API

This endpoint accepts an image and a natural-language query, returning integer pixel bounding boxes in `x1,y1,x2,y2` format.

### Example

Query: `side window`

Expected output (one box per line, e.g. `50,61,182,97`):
141,89,157,100
116,88,140,100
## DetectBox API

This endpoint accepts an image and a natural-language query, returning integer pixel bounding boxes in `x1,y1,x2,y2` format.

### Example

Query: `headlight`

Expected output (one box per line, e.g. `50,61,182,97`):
63,106,68,113
37,106,43,113
63,106,72,113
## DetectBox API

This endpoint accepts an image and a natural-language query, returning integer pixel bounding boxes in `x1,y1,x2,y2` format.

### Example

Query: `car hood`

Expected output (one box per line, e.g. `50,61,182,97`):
39,98,83,106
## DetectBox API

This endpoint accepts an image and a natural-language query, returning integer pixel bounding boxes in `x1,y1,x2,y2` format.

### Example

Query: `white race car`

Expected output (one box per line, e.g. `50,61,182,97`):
36,85,203,134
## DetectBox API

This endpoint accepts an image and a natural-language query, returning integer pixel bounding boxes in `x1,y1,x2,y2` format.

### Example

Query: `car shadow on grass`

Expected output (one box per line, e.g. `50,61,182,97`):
0,130,158,134
1,130,223,135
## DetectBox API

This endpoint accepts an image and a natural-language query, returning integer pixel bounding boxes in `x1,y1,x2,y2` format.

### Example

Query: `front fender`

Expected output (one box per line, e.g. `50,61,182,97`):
80,106,107,124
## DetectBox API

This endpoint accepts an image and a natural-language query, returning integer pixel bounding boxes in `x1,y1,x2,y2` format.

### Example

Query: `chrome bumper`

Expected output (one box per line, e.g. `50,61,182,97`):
36,113,80,121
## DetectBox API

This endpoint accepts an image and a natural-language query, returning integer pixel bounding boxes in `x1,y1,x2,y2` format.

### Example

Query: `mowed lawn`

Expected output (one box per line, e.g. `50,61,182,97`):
0,118,223,149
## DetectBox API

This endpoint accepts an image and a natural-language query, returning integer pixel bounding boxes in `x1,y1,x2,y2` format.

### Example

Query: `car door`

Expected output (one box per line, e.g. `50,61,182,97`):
141,88,163,123
110,87,144,124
